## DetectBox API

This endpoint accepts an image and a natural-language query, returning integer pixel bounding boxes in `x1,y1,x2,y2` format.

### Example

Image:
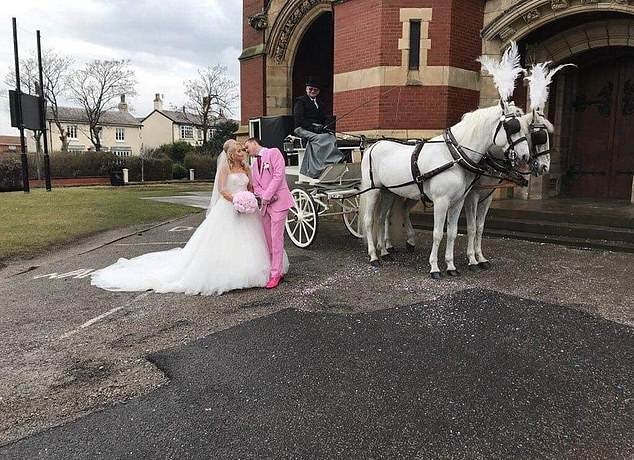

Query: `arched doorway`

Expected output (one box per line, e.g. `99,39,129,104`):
557,48,634,199
291,12,334,117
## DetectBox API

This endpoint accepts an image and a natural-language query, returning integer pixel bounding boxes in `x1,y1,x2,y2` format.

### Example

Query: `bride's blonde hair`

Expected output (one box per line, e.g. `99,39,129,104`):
224,140,250,173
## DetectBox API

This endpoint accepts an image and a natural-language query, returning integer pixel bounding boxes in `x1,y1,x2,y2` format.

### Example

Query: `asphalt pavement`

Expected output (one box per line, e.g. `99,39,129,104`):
1,289,632,459
1,208,633,459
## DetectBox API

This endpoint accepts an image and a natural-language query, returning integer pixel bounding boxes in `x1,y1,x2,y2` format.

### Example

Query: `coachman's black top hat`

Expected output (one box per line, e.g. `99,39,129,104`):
305,76,322,89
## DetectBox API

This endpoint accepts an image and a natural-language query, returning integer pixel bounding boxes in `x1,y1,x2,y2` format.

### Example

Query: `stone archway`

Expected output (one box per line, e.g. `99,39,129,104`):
264,0,333,117
480,1,634,108
481,1,634,199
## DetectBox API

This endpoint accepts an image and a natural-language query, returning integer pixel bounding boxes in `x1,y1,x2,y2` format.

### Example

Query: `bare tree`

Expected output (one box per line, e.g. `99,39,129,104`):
184,64,238,145
43,52,74,152
68,59,136,151
4,51,72,177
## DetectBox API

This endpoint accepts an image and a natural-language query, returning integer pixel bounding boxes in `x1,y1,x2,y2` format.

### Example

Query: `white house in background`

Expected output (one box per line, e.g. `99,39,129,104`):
29,95,143,157
141,93,222,150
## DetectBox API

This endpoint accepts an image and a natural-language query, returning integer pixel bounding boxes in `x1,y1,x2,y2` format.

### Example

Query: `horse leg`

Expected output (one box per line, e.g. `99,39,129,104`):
383,197,397,254
429,198,449,279
445,199,464,276
377,192,394,260
363,189,382,267
476,194,494,269
463,192,480,271
404,199,418,252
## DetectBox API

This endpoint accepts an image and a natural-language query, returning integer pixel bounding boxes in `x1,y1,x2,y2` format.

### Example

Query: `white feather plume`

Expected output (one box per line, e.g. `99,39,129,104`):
527,62,574,111
477,41,525,101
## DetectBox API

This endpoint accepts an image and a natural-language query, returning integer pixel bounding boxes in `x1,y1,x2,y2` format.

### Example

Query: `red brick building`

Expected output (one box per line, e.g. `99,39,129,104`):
0,135,20,153
240,0,634,200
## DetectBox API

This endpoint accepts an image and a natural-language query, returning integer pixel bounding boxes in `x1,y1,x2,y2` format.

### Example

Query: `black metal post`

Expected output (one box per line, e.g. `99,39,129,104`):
12,17,30,193
36,30,51,191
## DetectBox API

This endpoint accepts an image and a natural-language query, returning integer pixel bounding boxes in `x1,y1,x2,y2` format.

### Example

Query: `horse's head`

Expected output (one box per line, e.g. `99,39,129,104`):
526,109,554,176
491,100,531,167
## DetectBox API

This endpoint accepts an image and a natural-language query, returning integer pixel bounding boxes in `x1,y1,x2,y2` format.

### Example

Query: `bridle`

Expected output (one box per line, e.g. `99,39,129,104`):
528,111,552,176
492,100,530,167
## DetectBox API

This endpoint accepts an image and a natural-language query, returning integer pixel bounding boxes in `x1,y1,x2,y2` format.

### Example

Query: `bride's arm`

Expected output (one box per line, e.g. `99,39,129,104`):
218,165,233,202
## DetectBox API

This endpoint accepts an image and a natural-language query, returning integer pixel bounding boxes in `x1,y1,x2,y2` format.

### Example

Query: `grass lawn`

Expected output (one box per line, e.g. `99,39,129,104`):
0,183,211,262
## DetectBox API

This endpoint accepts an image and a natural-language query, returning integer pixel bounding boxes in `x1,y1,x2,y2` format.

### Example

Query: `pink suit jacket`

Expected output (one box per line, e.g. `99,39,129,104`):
251,147,294,213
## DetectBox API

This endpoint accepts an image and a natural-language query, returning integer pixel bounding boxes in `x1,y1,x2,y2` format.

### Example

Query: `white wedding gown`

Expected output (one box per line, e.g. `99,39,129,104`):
91,173,284,296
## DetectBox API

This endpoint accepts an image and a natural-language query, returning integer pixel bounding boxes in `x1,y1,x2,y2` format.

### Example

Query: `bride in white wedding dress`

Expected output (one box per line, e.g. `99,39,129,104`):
91,140,284,296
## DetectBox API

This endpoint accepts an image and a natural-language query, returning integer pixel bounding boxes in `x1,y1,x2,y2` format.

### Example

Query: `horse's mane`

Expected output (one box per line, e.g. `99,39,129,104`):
452,104,525,147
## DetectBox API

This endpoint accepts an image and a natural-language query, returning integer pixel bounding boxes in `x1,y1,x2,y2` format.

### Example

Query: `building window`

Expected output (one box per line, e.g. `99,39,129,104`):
113,150,131,157
115,128,125,142
181,125,193,139
197,128,203,139
209,128,217,138
408,20,421,70
67,125,78,139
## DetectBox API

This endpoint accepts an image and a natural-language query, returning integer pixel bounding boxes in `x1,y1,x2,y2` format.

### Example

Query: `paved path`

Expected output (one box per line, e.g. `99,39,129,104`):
1,214,633,458
142,191,212,209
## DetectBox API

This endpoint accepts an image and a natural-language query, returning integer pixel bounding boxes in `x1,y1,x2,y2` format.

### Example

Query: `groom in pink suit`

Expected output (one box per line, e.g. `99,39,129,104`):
245,137,295,289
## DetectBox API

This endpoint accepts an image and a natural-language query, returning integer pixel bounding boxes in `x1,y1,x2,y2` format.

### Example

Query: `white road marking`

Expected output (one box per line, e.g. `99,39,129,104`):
59,292,151,340
33,269,95,280
168,226,195,232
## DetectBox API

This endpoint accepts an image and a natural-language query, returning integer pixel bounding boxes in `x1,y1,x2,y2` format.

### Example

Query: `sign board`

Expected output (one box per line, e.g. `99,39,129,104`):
9,90,45,130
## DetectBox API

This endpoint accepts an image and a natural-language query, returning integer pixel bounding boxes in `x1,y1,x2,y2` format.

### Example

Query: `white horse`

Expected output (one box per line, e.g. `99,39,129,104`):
463,110,553,270
361,101,532,278
382,110,553,271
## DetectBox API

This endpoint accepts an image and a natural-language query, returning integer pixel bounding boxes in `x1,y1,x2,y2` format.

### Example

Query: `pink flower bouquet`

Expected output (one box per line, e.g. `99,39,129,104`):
233,191,258,214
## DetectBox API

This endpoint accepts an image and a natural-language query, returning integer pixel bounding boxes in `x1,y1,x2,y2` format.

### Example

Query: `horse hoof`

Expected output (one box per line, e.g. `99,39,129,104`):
447,269,461,277
406,243,416,253
478,261,492,270
430,271,442,280
370,260,381,268
387,246,397,254
382,253,394,262
468,264,481,272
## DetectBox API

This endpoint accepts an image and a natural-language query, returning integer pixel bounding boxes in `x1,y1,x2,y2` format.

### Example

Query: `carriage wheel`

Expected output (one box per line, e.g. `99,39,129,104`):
342,195,363,239
286,189,318,248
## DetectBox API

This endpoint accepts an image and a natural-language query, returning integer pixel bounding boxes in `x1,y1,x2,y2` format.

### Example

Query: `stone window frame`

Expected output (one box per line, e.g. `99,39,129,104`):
397,8,433,81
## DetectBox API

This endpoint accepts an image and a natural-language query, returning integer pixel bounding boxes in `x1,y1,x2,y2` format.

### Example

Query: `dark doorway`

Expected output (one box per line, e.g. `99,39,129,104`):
291,12,334,117
559,47,634,199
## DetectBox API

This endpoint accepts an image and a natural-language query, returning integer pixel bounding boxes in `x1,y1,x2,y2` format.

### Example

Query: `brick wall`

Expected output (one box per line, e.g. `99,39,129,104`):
334,0,383,74
335,85,480,132
243,0,266,49
240,56,265,124
241,0,267,124
449,0,483,72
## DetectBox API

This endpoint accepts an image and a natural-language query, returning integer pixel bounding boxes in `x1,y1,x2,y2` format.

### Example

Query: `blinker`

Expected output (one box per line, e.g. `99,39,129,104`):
531,129,548,146
503,117,521,135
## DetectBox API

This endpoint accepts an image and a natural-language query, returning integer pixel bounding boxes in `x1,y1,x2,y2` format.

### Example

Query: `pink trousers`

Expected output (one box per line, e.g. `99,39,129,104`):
262,209,288,278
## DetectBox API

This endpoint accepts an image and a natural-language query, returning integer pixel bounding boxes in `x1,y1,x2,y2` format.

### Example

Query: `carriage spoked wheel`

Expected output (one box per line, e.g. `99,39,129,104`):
285,189,318,248
342,195,363,239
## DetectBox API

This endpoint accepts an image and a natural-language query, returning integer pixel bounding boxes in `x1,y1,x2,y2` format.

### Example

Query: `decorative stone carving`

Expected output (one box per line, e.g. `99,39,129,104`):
551,0,569,9
248,12,268,31
499,26,516,40
272,0,327,63
523,8,541,23
612,0,628,5
580,0,598,4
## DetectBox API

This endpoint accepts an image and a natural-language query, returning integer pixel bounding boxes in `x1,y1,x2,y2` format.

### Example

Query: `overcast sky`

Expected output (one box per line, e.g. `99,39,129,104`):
0,0,242,135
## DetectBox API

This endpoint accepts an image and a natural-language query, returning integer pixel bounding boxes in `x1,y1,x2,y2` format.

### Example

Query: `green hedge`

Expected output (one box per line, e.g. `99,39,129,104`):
48,152,119,178
172,163,188,180
0,154,23,192
126,157,173,182
184,153,217,180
